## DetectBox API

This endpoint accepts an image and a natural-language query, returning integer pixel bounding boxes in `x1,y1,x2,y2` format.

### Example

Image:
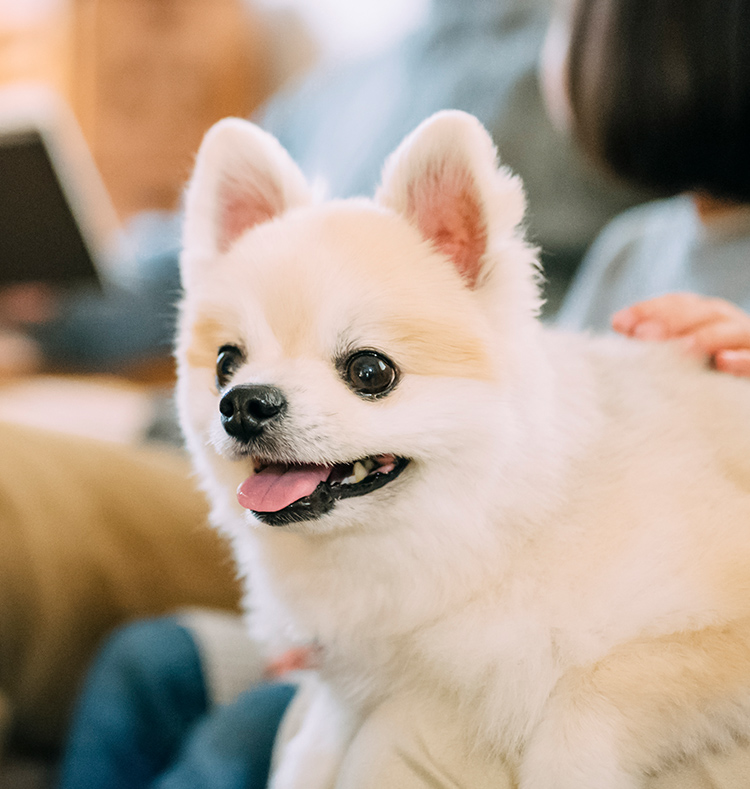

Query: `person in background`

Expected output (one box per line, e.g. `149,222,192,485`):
548,0,750,364
0,282,54,376
0,421,241,772
612,293,750,377
0,213,185,375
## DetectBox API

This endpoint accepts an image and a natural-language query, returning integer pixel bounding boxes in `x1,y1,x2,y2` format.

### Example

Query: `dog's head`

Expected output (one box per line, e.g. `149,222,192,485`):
176,111,542,537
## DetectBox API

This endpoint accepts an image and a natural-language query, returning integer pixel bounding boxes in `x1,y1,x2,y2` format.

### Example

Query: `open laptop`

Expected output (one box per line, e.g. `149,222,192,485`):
0,84,119,287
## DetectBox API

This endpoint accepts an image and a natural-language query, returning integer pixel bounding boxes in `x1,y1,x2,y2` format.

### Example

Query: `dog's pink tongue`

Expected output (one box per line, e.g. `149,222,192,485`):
237,464,330,512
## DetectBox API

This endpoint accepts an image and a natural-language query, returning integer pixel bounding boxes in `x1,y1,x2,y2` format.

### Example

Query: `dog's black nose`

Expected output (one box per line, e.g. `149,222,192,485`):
220,384,287,442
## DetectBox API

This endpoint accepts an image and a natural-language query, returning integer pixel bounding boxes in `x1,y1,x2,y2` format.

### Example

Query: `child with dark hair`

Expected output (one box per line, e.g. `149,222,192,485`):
567,0,750,202
551,0,750,376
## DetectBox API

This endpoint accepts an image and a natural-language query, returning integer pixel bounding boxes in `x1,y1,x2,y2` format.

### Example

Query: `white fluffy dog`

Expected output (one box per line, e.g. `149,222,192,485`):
176,110,750,789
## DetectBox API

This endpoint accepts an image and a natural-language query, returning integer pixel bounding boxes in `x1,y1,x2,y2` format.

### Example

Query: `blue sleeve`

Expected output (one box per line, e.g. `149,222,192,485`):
554,206,653,332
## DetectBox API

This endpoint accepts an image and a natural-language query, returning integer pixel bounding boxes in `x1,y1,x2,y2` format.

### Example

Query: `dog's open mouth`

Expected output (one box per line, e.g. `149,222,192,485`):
236,454,409,525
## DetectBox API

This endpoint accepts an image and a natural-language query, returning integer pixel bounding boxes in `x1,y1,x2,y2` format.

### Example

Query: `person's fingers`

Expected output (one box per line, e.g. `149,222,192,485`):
0,283,59,324
0,330,43,376
712,349,750,378
680,316,750,358
612,293,739,339
613,294,750,376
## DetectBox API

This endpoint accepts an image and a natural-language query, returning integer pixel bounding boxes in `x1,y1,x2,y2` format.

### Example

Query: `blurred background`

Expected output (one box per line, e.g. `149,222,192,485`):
0,0,427,220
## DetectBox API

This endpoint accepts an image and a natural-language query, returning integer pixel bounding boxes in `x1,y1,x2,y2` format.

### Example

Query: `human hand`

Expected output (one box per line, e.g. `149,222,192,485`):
0,283,56,376
0,282,58,325
265,646,319,679
612,293,750,377
0,329,43,377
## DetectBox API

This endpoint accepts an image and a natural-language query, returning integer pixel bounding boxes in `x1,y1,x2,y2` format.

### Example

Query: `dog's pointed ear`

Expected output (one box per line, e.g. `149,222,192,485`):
182,118,311,262
375,111,525,289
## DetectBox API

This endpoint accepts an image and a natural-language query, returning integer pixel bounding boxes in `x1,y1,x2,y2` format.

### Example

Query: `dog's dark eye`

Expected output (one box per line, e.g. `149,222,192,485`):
216,345,245,389
345,351,397,397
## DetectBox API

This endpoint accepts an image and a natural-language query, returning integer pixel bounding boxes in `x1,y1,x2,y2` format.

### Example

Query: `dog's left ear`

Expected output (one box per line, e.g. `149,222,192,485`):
376,111,525,289
182,118,311,266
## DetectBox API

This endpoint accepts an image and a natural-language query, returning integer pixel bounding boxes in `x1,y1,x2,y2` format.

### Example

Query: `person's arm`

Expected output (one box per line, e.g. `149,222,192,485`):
612,293,750,377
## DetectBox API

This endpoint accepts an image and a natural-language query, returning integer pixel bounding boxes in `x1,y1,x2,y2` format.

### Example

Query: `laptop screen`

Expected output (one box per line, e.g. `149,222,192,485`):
0,128,99,285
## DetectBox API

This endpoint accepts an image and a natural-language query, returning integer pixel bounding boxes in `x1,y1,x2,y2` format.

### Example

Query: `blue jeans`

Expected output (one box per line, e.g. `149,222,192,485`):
57,616,295,789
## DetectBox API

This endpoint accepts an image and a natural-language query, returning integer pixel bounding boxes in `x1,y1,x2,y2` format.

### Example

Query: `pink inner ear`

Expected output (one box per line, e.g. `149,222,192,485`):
408,164,488,288
217,176,283,253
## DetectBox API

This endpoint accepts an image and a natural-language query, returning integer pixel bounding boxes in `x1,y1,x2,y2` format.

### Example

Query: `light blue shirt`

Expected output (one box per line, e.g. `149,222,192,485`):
556,195,750,331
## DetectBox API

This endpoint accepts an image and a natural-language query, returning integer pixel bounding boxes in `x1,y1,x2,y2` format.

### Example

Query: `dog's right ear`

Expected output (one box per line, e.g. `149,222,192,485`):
375,111,526,290
182,118,311,265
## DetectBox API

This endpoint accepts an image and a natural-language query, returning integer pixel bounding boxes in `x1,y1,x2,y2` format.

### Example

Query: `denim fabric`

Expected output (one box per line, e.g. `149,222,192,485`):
57,616,296,789
153,682,296,789
30,249,181,371
57,617,208,789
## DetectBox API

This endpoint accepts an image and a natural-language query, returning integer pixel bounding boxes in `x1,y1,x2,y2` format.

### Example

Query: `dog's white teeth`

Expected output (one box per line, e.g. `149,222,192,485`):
340,460,371,486
353,461,369,483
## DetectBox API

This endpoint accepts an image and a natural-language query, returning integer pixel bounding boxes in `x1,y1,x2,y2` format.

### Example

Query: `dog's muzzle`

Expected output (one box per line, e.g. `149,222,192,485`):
220,384,286,442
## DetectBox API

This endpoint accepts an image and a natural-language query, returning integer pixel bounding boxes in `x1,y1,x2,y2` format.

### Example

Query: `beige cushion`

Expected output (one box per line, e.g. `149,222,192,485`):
0,421,240,751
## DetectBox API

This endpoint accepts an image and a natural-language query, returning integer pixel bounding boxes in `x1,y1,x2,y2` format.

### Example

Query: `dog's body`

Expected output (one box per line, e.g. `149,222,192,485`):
176,111,750,788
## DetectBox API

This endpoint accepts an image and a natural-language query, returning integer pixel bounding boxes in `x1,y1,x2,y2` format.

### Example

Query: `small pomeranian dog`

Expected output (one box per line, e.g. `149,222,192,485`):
176,111,750,788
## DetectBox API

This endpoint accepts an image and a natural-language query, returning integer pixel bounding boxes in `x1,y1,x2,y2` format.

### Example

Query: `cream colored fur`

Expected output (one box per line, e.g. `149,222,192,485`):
176,111,750,789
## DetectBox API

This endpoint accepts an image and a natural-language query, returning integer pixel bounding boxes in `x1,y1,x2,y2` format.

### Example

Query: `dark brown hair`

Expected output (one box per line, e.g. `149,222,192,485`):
567,0,750,201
